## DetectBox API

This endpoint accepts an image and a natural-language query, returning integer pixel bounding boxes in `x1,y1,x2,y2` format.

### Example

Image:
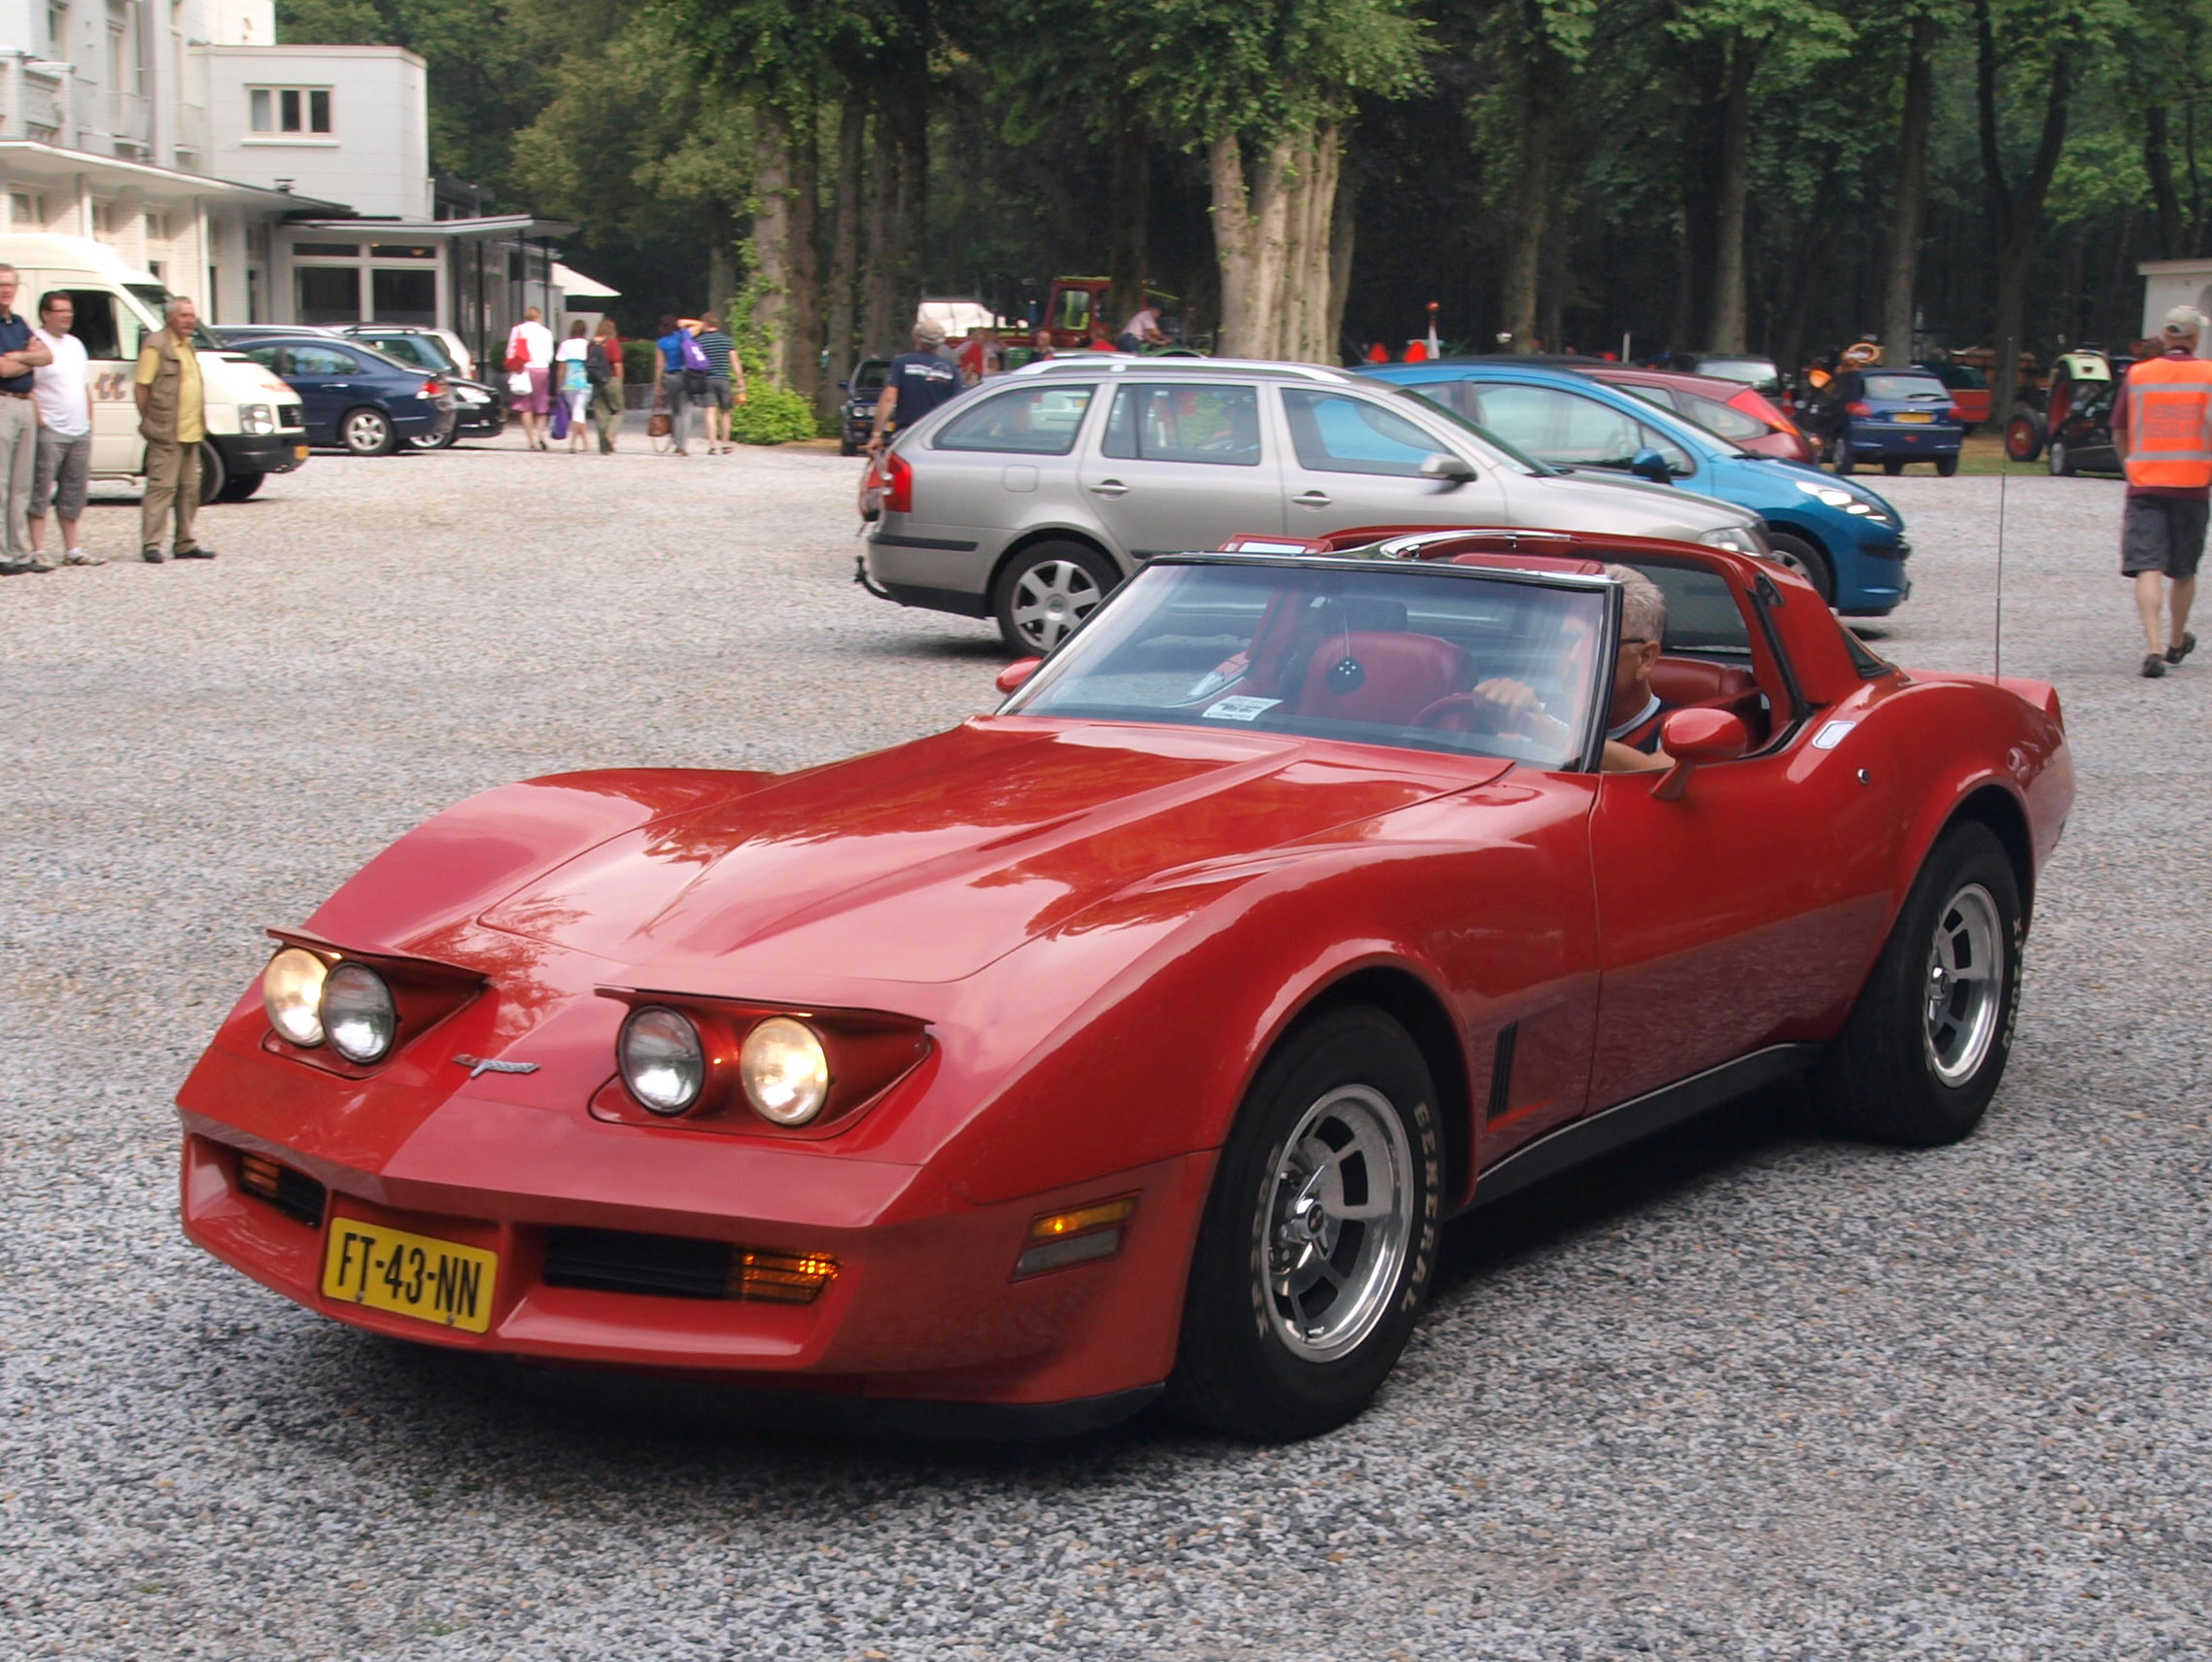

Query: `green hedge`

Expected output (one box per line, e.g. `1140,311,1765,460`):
731,381,818,445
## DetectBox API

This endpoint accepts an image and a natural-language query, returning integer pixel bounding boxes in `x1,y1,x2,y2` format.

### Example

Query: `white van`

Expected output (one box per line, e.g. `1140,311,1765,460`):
0,234,308,502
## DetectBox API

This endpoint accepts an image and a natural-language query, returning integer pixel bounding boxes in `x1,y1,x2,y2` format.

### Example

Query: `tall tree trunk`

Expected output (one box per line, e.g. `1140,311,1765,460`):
2146,105,2183,259
1248,132,1297,356
1676,39,1725,352
1501,36,1561,354
1209,134,1255,355
782,102,821,403
1706,35,1758,352
709,233,738,326
887,74,929,353
1326,138,1356,363
1977,0,2075,419
1882,12,1937,359
1109,112,1150,329
862,95,899,355
823,95,864,414
749,105,794,379
1302,125,1343,362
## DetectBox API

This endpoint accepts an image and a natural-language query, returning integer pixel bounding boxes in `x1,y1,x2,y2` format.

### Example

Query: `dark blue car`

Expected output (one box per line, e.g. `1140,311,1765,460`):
1813,368,1963,476
1362,360,1911,615
226,332,455,457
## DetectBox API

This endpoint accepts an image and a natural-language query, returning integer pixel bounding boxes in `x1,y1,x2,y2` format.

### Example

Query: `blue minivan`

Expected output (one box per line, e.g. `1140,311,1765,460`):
1362,361,1911,615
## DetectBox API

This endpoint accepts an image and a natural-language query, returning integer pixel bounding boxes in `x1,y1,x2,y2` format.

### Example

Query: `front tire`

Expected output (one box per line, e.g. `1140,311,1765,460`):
1166,1006,1442,1440
215,470,265,502
340,406,397,457
1765,531,1834,604
2005,412,2045,463
1813,821,2023,1147
195,440,226,505
991,539,1118,655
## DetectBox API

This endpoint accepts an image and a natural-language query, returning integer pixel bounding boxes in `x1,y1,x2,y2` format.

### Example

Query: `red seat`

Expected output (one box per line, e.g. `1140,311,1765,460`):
1649,657,1756,707
1291,632,1471,726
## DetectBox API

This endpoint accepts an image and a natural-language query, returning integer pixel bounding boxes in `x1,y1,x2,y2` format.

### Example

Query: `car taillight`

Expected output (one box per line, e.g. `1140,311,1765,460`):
1949,405,1966,423
1846,400,1872,417
423,377,445,398
884,450,915,514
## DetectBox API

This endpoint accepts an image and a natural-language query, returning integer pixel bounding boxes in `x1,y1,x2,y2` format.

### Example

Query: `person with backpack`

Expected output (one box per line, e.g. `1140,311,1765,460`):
652,314,710,456
586,317,623,454
555,321,592,453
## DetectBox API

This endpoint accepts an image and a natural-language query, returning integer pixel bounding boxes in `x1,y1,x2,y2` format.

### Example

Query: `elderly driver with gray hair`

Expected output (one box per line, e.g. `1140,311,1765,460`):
1466,563,1677,772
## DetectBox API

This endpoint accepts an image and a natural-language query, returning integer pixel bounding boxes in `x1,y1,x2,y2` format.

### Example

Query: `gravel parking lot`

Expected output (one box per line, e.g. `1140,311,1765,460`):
3,442,2208,1660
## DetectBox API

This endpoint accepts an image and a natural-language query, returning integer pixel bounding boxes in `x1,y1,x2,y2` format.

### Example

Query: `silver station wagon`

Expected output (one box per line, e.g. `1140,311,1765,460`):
859,358,1771,653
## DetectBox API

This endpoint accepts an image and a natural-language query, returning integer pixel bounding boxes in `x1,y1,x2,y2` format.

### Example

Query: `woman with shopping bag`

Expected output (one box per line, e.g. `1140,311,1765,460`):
503,306,555,449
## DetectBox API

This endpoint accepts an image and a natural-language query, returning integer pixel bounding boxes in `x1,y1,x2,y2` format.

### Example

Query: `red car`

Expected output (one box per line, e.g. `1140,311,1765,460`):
178,531,2071,1441
1585,365,1817,463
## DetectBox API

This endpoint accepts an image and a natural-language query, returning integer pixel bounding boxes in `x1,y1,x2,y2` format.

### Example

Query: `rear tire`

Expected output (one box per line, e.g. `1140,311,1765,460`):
991,540,1119,655
2004,412,2045,464
1765,531,1834,604
1935,456,1958,477
340,406,397,457
1882,459,1905,476
1813,822,2022,1147
408,423,460,451
1166,1006,1442,1441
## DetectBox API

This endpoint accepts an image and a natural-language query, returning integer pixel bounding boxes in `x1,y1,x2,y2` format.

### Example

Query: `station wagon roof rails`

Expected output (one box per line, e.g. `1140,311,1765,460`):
1009,357,1356,383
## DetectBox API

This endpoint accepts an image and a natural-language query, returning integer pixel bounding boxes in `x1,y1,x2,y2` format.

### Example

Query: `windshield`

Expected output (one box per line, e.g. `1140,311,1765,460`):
1387,387,1552,474
1005,558,1609,767
1694,357,1781,394
1863,373,1951,400
126,282,220,352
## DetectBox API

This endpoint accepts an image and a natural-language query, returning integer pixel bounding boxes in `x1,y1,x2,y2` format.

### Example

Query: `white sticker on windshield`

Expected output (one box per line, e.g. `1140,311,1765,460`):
1202,696,1282,722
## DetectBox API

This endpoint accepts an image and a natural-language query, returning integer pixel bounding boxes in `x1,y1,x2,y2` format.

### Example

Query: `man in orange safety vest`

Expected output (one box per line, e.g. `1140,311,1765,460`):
2115,304,2212,677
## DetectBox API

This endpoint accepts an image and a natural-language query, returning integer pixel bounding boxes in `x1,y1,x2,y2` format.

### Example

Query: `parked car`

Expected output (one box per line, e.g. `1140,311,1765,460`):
225,332,456,456
1808,368,1964,475
1914,359,1992,432
1667,353,1787,402
340,326,505,446
176,533,2072,1441
839,357,889,456
342,322,474,381
1584,364,1815,463
859,357,1769,652
1364,360,1910,614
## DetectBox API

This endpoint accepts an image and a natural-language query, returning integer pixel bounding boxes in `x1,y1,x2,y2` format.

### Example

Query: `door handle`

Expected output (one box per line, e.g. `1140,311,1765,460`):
1293,490,1332,507
1089,479,1129,497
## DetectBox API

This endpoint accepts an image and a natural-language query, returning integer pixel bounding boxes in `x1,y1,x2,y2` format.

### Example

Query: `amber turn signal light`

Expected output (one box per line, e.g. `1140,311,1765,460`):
1015,1195,1137,1278
727,1248,839,1304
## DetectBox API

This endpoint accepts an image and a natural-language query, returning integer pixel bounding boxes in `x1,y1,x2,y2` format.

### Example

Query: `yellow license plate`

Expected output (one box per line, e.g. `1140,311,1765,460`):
294,444,309,459
1896,411,1934,423
322,1220,498,1333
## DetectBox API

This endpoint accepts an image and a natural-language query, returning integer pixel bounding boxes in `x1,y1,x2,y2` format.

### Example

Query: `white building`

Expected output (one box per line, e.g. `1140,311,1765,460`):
0,0,584,364
2140,260,2212,357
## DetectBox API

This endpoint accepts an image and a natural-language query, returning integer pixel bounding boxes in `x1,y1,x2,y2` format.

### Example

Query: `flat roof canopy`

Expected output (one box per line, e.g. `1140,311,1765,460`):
279,214,578,243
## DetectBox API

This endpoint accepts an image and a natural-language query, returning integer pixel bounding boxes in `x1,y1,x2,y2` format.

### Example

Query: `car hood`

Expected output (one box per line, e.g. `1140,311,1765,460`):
479,719,1503,987
1509,467,1755,535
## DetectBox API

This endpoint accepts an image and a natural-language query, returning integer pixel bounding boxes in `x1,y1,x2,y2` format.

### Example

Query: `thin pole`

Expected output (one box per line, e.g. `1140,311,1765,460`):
1993,467,2006,681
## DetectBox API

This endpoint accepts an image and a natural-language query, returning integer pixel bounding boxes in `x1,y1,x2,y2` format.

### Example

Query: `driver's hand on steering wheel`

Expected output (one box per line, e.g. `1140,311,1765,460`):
1472,678,1570,748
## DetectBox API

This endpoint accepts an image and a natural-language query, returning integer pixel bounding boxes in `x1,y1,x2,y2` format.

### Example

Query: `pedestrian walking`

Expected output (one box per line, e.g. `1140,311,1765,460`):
0,262,53,575
2114,304,2212,677
27,290,97,568
587,317,623,454
134,294,215,564
504,306,555,450
867,321,960,454
694,312,744,453
555,321,592,453
652,314,709,456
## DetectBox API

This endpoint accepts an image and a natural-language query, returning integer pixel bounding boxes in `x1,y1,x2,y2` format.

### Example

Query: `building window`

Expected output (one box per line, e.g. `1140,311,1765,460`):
249,87,333,136
48,4,67,50
371,267,436,327
10,192,45,227
297,266,361,326
90,200,113,235
147,211,169,241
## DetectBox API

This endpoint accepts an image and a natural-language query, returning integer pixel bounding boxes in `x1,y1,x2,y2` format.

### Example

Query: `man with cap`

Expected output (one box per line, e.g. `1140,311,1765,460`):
2113,304,2212,676
867,320,961,454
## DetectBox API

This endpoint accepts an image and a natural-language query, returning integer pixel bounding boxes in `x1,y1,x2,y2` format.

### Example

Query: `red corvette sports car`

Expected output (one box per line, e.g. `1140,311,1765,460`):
178,530,2072,1440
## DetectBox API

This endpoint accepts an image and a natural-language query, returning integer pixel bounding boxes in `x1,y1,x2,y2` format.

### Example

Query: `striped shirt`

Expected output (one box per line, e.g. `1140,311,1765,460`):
696,330,735,378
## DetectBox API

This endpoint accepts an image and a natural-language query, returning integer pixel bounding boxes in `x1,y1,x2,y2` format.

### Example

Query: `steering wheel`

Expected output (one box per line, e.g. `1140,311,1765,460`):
1413,693,1503,734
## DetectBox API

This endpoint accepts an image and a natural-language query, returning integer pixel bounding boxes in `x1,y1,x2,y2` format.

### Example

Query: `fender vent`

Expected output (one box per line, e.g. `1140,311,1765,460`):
542,1229,837,1304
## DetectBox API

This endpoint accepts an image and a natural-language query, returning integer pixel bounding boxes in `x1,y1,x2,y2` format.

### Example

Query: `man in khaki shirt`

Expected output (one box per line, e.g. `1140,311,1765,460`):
133,294,214,562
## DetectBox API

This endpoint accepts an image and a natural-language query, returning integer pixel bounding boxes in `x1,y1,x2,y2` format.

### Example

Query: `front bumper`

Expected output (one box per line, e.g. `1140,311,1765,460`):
213,431,310,476
178,1042,1206,1414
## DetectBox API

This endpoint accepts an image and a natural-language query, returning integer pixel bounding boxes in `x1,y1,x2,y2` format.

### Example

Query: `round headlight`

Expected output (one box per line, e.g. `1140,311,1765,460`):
740,1017,830,1125
323,962,397,1063
620,1006,706,1115
262,947,328,1046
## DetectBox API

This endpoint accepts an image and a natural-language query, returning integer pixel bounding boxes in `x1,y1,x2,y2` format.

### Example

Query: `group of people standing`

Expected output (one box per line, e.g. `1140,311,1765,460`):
501,307,748,457
0,265,209,574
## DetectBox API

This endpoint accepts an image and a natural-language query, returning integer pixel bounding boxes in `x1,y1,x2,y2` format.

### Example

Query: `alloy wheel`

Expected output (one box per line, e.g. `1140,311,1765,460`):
1923,883,2004,1087
1010,559,1105,651
1259,1085,1416,1363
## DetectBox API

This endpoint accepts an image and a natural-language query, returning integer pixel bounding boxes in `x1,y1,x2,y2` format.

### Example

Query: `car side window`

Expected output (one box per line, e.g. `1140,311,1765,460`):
932,385,1095,455
61,290,125,360
1637,423,1697,476
1468,384,1643,467
244,345,283,372
1678,394,1768,443
1100,383,1262,466
1280,389,1442,476
370,337,428,368
290,345,361,375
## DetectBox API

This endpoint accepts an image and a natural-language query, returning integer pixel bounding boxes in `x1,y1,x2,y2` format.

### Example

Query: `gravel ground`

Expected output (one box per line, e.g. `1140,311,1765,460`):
2,443,2207,1660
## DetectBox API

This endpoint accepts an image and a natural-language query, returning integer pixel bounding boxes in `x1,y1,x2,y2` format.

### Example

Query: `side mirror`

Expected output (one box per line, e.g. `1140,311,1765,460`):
995,657,1043,695
1418,452,1476,484
1628,448,1674,485
1649,708,1749,801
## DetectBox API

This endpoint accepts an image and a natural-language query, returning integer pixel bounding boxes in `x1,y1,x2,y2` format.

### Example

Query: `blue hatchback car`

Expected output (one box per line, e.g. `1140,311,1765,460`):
1362,361,1911,615
226,332,455,457
1813,367,1964,476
